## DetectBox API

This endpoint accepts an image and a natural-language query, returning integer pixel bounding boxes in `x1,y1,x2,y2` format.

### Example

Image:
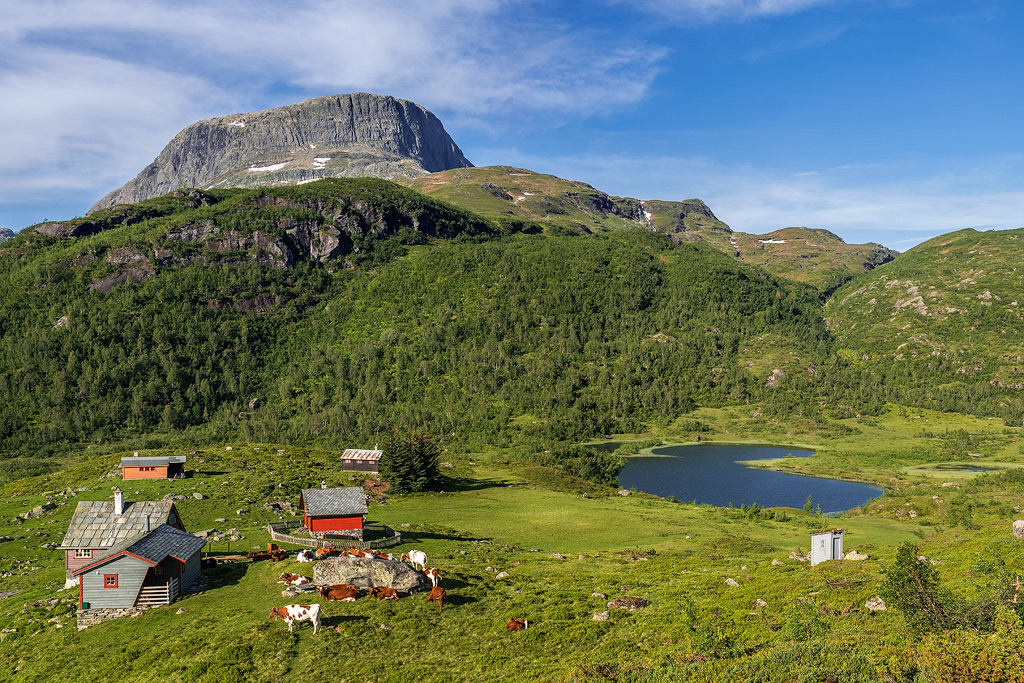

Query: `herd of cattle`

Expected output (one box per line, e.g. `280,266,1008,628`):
263,543,454,634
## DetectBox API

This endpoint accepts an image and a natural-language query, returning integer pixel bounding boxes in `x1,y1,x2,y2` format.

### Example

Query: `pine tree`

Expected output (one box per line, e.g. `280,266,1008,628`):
380,429,441,493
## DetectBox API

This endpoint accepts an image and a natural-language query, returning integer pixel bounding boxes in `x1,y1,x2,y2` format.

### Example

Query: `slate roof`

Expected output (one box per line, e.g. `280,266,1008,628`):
300,487,368,517
59,500,178,549
73,524,207,575
341,449,382,462
120,455,186,467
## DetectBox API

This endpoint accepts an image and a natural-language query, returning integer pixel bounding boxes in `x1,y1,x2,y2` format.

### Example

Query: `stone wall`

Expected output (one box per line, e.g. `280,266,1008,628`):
76,606,146,630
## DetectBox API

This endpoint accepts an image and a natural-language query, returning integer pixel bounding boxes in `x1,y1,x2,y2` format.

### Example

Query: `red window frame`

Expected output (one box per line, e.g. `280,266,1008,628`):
103,574,118,588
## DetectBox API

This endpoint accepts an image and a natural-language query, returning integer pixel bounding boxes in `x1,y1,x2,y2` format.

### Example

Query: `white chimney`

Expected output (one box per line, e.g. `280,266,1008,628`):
133,450,139,457
113,489,124,516
144,514,151,533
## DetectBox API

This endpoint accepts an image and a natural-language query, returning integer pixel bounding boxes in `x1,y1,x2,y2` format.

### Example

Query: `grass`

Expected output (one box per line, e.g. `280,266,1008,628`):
2,409,1023,681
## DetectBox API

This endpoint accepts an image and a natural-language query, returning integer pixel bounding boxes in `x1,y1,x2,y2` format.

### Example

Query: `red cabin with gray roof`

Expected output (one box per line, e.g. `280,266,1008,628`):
299,487,368,540
59,489,185,578
121,453,186,480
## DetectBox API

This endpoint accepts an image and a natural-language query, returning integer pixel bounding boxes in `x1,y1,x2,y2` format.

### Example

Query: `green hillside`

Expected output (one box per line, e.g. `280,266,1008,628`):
825,228,1024,418
404,166,896,289
0,179,844,480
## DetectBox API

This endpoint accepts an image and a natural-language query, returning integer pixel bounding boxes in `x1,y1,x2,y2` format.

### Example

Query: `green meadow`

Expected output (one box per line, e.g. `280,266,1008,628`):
1,406,1023,682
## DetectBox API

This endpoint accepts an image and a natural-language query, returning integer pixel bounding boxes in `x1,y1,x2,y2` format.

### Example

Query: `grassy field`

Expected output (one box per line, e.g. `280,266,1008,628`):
2,407,1023,681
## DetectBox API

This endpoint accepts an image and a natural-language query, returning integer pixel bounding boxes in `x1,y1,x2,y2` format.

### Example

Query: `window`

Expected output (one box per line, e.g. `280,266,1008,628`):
103,574,118,588
74,549,92,559
154,565,164,577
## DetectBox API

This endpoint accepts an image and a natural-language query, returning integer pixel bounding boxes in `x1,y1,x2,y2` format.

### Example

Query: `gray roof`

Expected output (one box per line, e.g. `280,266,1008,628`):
120,455,186,467
59,499,178,549
73,524,207,575
301,487,368,517
341,449,382,462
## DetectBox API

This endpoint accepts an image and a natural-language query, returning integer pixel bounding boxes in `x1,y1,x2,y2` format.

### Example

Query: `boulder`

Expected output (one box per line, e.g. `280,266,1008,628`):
1013,520,1024,539
593,611,609,621
844,550,869,561
314,556,427,593
754,599,768,609
865,597,886,611
771,558,784,566
607,596,647,611
724,578,739,587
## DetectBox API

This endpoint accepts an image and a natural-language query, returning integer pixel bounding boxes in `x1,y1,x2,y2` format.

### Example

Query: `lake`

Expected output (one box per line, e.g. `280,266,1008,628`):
616,443,882,514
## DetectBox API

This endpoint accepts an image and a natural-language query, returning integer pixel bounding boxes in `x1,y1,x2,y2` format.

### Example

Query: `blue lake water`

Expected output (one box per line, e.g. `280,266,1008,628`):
616,444,882,514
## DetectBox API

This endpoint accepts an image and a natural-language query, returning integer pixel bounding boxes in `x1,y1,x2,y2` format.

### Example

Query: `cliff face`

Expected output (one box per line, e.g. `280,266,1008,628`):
89,93,473,213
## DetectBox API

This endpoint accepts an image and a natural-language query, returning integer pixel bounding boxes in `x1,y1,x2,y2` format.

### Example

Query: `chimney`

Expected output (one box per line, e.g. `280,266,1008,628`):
133,450,139,457
113,488,124,516
144,514,151,533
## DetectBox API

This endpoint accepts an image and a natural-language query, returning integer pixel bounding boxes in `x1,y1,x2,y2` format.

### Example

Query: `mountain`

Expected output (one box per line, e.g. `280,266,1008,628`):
89,93,473,213
823,228,1024,418
404,166,896,289
0,228,13,243
0,178,834,467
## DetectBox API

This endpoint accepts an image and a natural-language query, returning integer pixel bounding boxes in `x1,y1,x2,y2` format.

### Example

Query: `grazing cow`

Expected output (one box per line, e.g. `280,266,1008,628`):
424,567,441,588
318,584,360,602
506,618,529,631
246,552,273,562
277,573,311,586
369,586,400,600
267,543,280,553
269,604,321,634
402,550,428,571
426,585,446,613
296,549,315,563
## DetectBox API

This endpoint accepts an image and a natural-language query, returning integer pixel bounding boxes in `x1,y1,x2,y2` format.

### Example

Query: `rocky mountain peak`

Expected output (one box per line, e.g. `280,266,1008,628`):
89,93,472,213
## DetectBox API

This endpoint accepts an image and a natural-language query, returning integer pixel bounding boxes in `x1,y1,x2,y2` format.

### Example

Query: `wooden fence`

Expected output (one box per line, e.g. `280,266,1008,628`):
267,520,401,550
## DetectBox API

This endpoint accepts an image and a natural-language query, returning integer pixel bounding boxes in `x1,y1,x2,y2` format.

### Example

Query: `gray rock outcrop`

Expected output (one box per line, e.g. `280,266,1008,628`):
0,228,14,243
90,93,473,212
1013,520,1024,539
607,596,647,611
313,556,426,593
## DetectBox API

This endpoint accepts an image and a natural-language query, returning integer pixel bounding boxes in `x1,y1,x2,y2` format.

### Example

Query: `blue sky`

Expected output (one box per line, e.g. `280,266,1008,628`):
1,0,1021,249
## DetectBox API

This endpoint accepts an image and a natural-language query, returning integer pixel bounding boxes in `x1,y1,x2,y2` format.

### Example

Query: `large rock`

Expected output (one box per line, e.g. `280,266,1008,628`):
1013,520,1024,539
90,93,473,212
313,556,426,593
607,596,647,611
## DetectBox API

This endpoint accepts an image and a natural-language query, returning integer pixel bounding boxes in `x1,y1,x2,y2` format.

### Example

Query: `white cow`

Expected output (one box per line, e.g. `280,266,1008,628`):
425,567,441,588
269,604,321,634
296,549,315,563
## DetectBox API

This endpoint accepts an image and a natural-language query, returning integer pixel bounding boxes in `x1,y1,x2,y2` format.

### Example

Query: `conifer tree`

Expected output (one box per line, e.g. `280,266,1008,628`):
380,429,441,493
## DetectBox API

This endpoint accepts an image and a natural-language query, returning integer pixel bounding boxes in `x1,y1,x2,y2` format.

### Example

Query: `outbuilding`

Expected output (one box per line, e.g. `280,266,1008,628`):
810,528,845,566
340,448,381,473
121,453,186,480
299,487,368,541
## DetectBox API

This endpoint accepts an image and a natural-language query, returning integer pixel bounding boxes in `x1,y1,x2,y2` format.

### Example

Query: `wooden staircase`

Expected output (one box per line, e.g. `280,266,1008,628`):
136,577,178,606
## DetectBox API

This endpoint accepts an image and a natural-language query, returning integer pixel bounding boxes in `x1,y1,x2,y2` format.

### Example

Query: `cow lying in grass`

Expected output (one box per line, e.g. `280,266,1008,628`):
269,604,321,634
277,573,310,586
506,618,528,631
296,550,315,562
318,584,360,601
369,586,399,600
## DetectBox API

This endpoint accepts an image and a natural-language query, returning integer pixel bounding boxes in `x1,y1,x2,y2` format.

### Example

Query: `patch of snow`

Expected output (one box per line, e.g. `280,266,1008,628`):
523,192,534,196
248,162,289,172
312,157,331,170
228,121,245,127
514,195,526,202
309,144,316,149
644,211,652,221
296,178,320,185
758,239,786,244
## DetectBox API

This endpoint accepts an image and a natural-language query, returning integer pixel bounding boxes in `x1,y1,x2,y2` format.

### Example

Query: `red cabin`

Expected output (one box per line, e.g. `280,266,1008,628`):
299,488,368,541
121,454,186,480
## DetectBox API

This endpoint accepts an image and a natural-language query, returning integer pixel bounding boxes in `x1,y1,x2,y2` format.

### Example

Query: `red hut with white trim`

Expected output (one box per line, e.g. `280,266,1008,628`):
299,488,368,541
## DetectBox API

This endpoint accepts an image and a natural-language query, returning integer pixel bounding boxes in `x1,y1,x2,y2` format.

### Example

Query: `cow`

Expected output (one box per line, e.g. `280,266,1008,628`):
369,586,400,600
318,584,360,602
315,547,336,559
506,618,529,631
379,552,397,561
426,585,446,613
401,549,428,571
269,604,321,634
246,552,273,562
270,549,289,562
277,573,311,586
424,567,441,588
296,549,316,563
267,543,280,553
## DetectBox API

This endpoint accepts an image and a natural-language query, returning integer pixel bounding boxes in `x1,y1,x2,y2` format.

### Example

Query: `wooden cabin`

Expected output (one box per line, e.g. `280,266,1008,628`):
59,489,185,580
73,524,206,609
121,453,186,480
340,448,381,473
299,487,368,541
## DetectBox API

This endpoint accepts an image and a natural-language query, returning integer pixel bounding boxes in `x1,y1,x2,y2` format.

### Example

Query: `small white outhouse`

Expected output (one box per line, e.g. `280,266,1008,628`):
809,529,844,566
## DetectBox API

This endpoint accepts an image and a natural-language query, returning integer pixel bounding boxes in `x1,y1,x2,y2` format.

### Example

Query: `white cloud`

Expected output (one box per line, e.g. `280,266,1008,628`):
620,0,837,21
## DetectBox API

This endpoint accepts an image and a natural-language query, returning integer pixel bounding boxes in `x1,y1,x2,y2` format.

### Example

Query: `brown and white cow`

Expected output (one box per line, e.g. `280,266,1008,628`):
424,567,441,588
506,618,529,631
426,585,446,613
369,586,400,600
296,549,316,563
318,584,360,601
277,573,311,586
401,549,428,571
269,604,321,634
315,547,336,559
267,543,280,553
